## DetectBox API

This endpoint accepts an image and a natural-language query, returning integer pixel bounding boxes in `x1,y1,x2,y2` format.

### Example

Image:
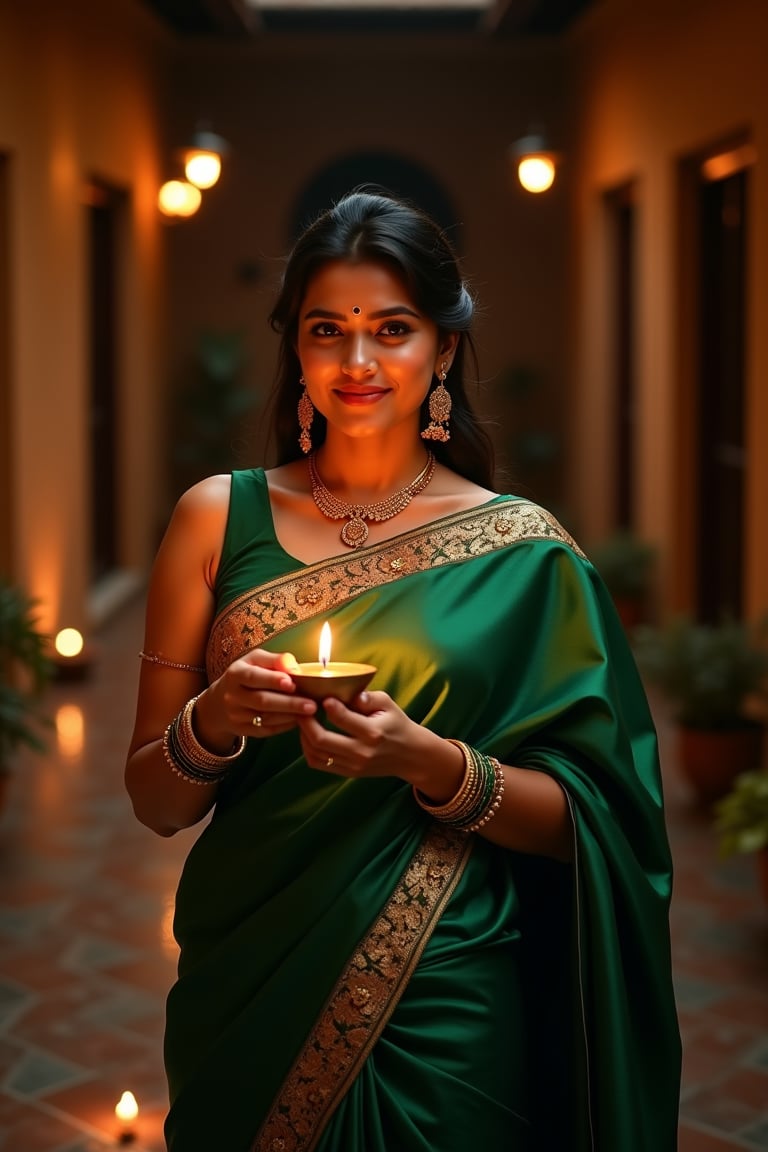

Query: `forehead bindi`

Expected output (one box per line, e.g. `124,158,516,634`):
301,261,419,320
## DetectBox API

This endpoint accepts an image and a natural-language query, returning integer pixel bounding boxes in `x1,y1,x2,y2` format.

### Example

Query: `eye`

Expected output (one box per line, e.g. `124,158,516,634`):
310,321,342,338
378,320,412,337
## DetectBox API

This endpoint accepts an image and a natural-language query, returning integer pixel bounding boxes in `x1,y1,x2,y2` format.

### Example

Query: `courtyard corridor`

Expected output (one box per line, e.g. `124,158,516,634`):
1,594,767,1151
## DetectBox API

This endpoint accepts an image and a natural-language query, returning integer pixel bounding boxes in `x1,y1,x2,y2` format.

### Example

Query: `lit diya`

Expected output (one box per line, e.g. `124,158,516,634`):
289,622,377,704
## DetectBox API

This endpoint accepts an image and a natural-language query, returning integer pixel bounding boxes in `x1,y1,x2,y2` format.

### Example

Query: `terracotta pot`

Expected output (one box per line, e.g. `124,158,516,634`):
677,724,765,805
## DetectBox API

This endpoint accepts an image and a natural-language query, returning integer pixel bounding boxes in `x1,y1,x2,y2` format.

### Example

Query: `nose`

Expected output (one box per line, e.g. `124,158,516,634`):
342,333,377,379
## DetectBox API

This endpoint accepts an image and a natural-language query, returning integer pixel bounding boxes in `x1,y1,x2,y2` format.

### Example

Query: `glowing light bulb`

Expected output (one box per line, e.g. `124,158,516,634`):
158,180,202,218
185,150,221,189
518,156,556,194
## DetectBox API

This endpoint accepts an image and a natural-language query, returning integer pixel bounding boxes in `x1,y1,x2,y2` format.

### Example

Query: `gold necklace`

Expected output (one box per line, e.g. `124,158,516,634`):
308,451,436,548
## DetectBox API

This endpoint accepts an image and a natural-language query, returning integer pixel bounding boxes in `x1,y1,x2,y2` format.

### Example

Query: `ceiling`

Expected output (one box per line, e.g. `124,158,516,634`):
141,0,595,38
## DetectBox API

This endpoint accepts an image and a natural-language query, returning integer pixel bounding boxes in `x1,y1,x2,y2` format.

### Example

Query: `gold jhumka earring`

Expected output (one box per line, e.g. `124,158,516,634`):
421,362,451,443
298,378,314,454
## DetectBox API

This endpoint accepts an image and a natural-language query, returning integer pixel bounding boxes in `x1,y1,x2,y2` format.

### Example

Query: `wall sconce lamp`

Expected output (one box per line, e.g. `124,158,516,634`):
158,179,202,218
184,128,228,190
158,125,228,219
512,133,559,194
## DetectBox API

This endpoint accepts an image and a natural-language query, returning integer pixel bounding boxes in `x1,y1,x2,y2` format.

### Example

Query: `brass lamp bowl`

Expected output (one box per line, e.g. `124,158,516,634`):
289,662,377,705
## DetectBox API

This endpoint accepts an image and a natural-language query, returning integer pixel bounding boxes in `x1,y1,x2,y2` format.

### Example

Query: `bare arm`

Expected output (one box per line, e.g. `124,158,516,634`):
125,475,317,837
403,724,572,861
297,694,573,863
125,476,232,835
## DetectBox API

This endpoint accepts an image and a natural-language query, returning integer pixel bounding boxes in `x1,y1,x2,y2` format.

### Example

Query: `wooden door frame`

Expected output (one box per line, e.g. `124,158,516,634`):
0,154,12,577
675,133,755,615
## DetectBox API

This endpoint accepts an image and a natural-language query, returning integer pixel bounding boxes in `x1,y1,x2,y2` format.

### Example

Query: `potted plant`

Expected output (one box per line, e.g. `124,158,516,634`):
714,770,768,904
589,531,656,630
633,616,768,804
0,578,53,810
170,329,254,502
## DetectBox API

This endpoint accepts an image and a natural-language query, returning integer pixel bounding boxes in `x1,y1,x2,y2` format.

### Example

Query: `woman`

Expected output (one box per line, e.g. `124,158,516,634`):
125,188,681,1152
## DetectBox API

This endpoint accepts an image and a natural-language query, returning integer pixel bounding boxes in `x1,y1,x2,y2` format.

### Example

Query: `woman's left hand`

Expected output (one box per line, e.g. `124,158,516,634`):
297,691,462,791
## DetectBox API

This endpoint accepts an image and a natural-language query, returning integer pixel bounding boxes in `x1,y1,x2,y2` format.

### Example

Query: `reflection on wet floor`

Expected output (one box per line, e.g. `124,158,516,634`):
0,594,767,1151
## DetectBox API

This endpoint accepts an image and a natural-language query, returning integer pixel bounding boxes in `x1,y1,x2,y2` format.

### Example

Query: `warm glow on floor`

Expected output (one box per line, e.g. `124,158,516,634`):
55,704,84,759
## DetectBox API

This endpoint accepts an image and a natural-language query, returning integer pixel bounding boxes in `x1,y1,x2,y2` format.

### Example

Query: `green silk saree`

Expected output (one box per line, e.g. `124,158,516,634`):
163,470,681,1152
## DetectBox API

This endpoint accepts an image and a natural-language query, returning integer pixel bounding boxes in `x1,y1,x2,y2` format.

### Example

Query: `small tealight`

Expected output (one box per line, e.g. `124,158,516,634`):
115,1090,138,1144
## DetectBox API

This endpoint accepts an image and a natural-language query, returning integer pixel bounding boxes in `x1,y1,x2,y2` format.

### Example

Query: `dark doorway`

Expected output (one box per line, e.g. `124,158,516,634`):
0,155,11,576
695,168,747,622
606,183,637,529
291,154,458,246
86,182,123,584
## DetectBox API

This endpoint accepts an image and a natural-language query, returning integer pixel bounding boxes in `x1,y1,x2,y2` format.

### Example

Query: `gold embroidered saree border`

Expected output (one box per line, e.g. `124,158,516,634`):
207,498,584,680
251,823,473,1152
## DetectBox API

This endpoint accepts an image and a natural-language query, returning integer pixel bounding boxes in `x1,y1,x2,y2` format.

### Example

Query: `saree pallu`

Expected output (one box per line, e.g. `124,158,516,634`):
163,470,681,1152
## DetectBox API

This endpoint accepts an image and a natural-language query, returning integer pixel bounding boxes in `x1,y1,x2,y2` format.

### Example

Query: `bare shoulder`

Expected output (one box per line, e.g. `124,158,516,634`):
175,473,233,514
156,474,232,586
165,474,232,537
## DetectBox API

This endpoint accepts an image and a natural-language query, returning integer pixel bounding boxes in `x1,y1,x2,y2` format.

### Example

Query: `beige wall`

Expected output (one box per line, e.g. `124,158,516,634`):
568,0,768,617
162,34,572,510
0,0,168,636
1,6,579,639
5,0,766,636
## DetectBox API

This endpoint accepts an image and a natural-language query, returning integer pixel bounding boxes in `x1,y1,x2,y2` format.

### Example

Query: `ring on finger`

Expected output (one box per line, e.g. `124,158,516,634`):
325,756,334,768
252,714,263,728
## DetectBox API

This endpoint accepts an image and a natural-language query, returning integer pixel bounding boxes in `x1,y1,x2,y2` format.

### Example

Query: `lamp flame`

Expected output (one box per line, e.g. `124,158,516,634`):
115,1090,138,1124
318,622,332,668
115,1089,138,1144
54,628,84,658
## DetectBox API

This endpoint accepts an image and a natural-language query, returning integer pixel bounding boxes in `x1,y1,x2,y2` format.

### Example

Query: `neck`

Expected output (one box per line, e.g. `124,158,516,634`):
315,433,432,499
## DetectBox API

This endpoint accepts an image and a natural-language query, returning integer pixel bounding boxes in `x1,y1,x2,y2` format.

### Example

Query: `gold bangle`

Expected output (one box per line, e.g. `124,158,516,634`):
413,741,504,832
178,695,246,764
467,758,505,832
413,740,480,821
139,650,206,674
162,695,246,786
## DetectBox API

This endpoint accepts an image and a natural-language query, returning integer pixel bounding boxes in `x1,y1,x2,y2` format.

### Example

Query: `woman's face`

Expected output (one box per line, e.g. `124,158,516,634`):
296,260,456,442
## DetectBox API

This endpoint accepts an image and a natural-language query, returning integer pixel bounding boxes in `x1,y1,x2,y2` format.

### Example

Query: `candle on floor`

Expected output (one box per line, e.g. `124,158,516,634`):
115,1090,138,1144
51,627,92,681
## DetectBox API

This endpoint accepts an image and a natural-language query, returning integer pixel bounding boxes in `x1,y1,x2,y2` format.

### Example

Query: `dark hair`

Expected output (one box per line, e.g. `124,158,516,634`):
266,187,495,488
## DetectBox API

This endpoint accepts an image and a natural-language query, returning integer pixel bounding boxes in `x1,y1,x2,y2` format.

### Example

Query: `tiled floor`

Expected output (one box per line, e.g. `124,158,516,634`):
1,594,767,1151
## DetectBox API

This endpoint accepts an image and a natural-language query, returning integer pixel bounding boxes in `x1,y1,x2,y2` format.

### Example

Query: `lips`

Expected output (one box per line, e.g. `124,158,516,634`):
333,388,390,404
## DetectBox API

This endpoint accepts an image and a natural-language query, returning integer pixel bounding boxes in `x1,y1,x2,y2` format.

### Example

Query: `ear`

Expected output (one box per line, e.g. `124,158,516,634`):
436,331,459,374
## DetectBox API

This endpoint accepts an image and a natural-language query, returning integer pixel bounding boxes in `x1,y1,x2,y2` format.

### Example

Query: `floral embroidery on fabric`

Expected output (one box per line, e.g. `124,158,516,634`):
251,825,472,1152
207,499,584,680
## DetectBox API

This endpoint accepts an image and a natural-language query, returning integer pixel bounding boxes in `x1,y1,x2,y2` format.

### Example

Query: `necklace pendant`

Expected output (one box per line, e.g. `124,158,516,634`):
341,515,369,548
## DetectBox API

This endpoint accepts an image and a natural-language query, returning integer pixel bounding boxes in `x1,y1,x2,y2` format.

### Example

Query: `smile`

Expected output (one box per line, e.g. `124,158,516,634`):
333,388,390,405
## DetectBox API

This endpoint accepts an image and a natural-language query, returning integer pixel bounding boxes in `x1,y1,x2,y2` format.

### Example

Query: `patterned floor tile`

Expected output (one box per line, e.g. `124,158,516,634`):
0,598,767,1150
0,981,37,1029
6,1051,91,1097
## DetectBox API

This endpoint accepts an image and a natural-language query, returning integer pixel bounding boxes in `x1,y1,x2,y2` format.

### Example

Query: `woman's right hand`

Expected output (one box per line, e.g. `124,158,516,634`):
194,649,318,751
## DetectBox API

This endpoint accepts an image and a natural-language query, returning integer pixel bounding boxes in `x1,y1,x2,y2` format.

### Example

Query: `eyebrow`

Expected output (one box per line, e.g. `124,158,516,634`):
302,306,421,321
